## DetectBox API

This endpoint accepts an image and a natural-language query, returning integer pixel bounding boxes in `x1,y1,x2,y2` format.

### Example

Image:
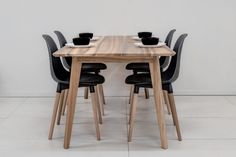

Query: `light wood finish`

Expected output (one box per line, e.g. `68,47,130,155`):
94,87,103,124
62,89,68,116
163,90,171,115
97,85,105,115
149,57,168,149
53,36,174,58
129,85,134,124
57,90,65,125
64,58,82,149
53,36,175,149
128,93,138,142
128,85,134,104
100,85,106,105
144,88,149,99
48,92,61,140
90,92,101,140
96,85,104,119
168,93,182,141
84,87,89,99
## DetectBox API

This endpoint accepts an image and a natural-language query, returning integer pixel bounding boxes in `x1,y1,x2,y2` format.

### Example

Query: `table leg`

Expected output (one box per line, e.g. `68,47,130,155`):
64,57,82,149
149,57,168,149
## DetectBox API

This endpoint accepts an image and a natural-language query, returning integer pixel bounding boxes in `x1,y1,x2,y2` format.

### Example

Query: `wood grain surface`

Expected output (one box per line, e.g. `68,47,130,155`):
53,36,175,58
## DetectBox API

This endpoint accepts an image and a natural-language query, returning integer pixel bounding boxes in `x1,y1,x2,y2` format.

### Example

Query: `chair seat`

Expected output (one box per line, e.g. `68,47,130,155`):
126,63,149,72
80,73,105,86
125,73,170,88
126,62,166,73
57,73,105,92
82,63,107,72
125,74,152,88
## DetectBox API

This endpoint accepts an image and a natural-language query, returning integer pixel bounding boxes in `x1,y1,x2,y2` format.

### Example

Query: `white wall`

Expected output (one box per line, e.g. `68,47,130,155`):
0,0,236,97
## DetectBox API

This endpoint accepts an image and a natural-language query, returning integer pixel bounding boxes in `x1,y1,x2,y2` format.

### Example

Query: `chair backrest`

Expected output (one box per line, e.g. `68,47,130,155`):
160,29,176,67
165,29,176,47
42,34,69,83
54,30,72,68
165,33,188,83
54,30,67,48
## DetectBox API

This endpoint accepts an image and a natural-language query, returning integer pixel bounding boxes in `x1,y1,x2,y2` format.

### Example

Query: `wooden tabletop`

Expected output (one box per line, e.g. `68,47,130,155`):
53,36,175,58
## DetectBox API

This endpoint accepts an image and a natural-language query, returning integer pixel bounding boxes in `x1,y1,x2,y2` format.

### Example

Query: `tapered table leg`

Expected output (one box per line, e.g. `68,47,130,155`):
149,57,168,149
64,57,82,149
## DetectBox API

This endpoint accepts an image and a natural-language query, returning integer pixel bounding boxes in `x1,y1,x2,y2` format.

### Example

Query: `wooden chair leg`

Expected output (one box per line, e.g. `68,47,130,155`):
56,90,65,125
144,88,149,99
97,85,105,116
128,85,134,104
129,85,134,124
163,90,171,115
128,93,138,142
84,87,89,99
168,93,182,141
48,92,61,140
61,89,68,116
95,87,103,124
90,92,101,141
99,85,106,105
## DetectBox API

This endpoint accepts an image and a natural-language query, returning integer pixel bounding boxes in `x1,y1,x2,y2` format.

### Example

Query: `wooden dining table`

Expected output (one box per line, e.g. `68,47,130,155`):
53,35,175,149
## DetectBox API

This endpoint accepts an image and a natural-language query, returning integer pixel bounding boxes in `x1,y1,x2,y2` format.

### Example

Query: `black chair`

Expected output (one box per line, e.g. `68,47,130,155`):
126,29,176,99
43,34,105,141
125,33,188,142
126,29,176,73
159,29,176,68
54,31,107,105
54,30,107,72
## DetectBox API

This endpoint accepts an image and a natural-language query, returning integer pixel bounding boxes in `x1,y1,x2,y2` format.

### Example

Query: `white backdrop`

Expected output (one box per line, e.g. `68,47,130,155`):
0,0,236,96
